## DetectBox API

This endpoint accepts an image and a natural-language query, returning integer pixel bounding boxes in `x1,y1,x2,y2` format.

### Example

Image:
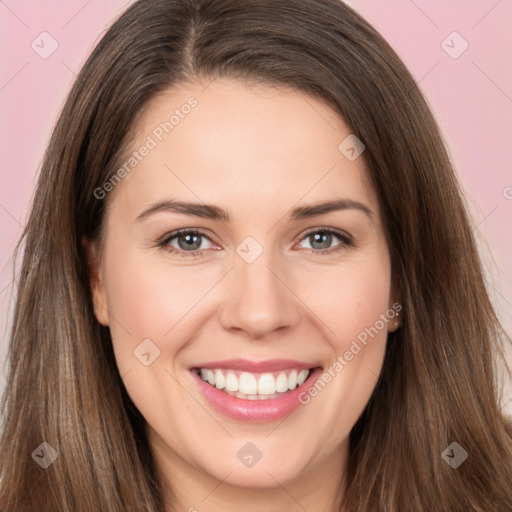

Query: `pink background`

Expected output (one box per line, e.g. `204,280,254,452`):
1,1,511,414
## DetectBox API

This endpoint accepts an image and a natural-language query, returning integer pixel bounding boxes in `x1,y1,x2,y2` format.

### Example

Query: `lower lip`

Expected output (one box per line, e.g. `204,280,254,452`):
191,367,323,423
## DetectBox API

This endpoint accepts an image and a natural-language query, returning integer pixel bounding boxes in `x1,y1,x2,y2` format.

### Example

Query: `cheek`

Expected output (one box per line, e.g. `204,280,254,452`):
294,254,392,433
102,250,224,372
100,255,205,429
295,255,392,346
335,273,391,348
328,259,392,374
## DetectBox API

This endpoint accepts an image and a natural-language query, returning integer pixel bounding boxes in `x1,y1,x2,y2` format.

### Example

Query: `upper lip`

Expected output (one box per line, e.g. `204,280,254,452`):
190,358,319,373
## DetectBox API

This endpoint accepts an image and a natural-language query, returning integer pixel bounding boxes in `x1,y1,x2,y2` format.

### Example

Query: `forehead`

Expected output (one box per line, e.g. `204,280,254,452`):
109,77,380,224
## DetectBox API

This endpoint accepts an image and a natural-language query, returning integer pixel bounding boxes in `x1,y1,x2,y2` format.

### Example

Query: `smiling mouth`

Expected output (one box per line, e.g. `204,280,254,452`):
193,367,316,400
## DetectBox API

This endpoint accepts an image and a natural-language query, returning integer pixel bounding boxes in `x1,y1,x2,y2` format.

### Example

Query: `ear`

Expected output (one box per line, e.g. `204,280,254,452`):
82,236,110,326
388,272,403,333
387,302,402,333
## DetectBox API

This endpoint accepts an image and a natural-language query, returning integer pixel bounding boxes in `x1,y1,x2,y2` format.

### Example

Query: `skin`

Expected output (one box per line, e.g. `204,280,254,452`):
86,78,400,512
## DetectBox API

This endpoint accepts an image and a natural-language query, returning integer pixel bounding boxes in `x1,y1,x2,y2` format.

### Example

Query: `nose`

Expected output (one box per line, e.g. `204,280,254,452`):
219,246,302,340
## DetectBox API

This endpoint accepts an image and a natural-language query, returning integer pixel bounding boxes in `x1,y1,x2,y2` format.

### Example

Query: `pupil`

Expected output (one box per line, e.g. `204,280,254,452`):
311,232,331,250
179,234,201,250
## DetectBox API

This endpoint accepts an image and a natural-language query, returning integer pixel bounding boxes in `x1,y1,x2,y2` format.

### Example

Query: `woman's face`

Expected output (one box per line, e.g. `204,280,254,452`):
88,78,399,499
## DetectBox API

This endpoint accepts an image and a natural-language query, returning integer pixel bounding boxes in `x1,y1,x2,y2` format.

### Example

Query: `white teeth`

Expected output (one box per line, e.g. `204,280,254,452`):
297,369,309,386
239,372,257,395
198,367,311,398
275,372,289,392
225,373,239,392
287,369,298,390
258,373,276,395
214,369,225,390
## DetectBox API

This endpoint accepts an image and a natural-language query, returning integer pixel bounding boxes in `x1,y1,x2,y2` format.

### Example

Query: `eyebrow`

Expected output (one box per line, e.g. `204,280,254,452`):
135,198,373,223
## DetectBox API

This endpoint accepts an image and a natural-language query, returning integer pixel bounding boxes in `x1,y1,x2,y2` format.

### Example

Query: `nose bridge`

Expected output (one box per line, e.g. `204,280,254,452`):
219,236,301,338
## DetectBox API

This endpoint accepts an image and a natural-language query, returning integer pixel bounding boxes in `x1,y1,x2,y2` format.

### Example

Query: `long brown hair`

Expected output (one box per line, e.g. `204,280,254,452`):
1,0,511,510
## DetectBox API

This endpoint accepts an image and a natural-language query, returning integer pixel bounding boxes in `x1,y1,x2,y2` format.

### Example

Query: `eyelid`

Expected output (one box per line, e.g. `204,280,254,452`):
156,226,353,258
295,226,352,244
157,227,219,252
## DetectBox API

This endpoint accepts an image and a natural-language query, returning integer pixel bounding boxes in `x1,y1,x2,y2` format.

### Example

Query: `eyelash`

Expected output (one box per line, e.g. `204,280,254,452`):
155,227,354,259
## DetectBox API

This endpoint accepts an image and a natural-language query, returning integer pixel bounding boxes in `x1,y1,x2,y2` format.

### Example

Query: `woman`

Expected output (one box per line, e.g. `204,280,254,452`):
1,0,511,510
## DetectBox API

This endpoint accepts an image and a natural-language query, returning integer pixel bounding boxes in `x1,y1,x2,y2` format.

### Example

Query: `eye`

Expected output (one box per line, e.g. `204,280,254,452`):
295,227,353,255
157,229,217,258
156,227,354,259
